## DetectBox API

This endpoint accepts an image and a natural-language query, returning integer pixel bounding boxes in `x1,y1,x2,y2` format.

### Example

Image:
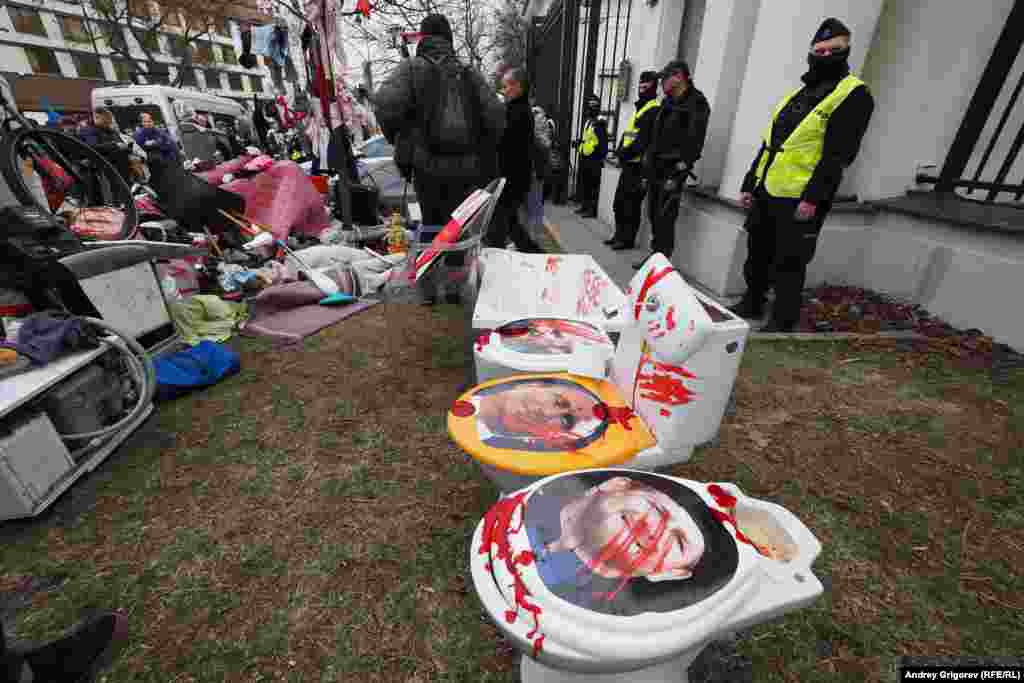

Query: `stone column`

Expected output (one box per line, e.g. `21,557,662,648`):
718,0,886,201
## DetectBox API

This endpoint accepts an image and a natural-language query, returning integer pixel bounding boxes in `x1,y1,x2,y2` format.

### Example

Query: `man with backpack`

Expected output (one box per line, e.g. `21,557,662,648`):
374,14,505,226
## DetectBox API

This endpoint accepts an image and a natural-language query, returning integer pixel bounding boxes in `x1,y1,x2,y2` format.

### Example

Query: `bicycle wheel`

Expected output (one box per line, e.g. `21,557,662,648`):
0,127,139,240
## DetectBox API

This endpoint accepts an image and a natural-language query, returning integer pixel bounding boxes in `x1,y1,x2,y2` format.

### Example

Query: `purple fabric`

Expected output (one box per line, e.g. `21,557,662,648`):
241,273,376,344
1,314,98,365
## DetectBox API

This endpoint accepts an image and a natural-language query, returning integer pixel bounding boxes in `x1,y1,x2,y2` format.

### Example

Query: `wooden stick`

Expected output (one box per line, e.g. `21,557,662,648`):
203,227,224,258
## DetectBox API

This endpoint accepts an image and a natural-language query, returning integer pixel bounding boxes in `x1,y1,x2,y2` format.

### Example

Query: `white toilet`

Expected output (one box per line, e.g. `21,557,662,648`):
452,254,750,494
470,468,824,682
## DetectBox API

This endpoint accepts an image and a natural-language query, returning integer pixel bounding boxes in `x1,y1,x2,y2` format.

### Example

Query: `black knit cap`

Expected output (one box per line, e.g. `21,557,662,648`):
420,13,453,44
639,70,659,84
813,17,851,43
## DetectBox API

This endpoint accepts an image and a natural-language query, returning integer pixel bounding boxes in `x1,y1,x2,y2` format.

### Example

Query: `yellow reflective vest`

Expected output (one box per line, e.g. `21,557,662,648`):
620,98,660,150
581,121,599,156
754,74,865,198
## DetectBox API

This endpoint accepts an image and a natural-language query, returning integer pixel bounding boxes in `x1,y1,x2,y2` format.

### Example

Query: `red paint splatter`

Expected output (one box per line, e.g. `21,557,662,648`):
451,400,475,417
706,485,771,555
626,287,633,295
594,404,636,431
659,408,671,417
710,508,758,549
475,331,493,351
666,306,677,331
637,364,697,406
479,492,545,655
633,266,676,320
707,484,737,509
576,269,609,317
546,256,562,273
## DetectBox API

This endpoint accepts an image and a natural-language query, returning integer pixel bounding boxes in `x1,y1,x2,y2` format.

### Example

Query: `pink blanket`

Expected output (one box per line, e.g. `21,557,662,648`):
220,161,330,241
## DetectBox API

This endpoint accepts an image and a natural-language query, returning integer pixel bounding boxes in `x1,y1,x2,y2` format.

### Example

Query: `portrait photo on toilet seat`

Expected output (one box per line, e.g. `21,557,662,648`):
472,378,608,452
497,318,613,356
524,471,738,616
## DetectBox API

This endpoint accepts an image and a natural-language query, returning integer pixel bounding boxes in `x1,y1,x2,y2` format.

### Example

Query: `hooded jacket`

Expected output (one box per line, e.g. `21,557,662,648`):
373,36,505,180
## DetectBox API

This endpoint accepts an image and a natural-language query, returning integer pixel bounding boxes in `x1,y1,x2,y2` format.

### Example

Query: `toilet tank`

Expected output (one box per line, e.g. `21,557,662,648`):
611,262,749,452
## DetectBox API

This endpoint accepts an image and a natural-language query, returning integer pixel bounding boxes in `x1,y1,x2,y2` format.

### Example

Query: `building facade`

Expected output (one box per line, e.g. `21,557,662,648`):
526,0,1024,350
0,0,300,115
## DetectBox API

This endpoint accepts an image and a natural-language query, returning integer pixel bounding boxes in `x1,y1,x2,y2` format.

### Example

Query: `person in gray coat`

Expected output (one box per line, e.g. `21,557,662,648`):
374,14,504,225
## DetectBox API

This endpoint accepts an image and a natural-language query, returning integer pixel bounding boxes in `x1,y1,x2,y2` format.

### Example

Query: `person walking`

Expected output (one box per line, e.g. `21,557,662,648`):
487,66,543,253
730,18,874,332
634,60,710,269
607,70,660,251
373,13,504,226
574,94,607,218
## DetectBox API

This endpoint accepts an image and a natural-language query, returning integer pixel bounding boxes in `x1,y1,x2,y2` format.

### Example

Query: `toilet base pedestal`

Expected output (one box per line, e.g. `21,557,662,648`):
519,648,702,683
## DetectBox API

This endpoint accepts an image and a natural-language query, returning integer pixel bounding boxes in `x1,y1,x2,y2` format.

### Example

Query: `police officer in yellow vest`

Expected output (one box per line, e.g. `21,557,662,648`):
607,71,660,250
731,18,875,332
575,93,608,218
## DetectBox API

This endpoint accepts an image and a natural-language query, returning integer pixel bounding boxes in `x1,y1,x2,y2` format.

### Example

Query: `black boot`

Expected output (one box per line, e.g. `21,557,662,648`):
729,293,765,319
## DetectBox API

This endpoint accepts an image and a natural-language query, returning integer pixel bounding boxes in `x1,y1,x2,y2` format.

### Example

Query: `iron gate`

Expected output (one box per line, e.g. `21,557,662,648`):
918,0,1024,204
529,0,633,201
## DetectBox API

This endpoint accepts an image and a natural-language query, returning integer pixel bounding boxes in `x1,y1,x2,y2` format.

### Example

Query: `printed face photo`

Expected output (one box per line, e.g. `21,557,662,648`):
473,378,606,452
523,471,738,616
498,319,612,356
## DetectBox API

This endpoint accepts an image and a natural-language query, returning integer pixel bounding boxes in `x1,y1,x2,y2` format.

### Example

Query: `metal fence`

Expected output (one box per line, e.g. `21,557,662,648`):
529,0,633,199
917,0,1024,204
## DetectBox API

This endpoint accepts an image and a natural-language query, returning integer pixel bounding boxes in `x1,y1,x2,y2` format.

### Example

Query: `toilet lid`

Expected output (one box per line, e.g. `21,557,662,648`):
448,374,657,476
521,470,738,617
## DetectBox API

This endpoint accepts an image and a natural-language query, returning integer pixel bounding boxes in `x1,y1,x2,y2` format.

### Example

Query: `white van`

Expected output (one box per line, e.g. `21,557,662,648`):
91,85,249,143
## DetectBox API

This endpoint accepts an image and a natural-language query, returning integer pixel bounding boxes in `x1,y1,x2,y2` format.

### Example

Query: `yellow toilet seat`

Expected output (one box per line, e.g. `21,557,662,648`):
448,373,657,477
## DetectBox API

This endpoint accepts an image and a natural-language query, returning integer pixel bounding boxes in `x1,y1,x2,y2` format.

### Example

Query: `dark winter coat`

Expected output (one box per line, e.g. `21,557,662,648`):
373,36,505,181
644,85,711,178
499,94,534,205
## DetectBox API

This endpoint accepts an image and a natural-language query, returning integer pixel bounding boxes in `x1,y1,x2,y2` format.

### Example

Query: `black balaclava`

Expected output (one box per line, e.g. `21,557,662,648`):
805,17,851,83
638,71,659,104
420,14,454,44
584,94,601,118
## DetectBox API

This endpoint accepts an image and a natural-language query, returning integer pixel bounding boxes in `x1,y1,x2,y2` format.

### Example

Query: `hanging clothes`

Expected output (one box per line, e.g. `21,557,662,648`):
269,26,289,67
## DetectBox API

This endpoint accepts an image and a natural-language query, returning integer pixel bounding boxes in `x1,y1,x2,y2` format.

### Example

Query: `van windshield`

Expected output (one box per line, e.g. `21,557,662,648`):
103,105,168,136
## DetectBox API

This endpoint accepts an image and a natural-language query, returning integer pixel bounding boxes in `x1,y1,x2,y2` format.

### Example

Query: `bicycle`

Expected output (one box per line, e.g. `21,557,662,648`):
0,76,138,239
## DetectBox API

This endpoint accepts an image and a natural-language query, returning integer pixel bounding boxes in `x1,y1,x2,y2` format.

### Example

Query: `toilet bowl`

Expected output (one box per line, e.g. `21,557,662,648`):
470,468,823,682
454,254,750,493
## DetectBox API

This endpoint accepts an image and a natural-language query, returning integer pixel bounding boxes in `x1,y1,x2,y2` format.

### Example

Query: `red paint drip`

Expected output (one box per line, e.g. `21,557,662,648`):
633,266,676,320
659,408,671,417
479,492,545,655
546,256,562,273
707,484,737,509
666,305,677,331
582,504,678,601
451,400,475,418
599,405,636,431
475,330,493,352
710,508,757,548
637,367,697,406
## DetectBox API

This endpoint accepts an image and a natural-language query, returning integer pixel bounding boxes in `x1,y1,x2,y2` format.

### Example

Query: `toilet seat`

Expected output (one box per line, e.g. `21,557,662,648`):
472,469,824,675
448,374,657,477
474,318,616,384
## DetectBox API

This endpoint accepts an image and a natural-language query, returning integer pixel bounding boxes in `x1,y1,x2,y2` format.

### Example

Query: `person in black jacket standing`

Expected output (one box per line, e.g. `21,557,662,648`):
607,70,660,250
731,18,874,332
575,94,608,218
487,67,543,252
634,60,711,269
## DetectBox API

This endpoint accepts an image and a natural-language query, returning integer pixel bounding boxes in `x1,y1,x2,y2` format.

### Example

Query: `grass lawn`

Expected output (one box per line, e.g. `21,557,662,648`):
0,304,1021,683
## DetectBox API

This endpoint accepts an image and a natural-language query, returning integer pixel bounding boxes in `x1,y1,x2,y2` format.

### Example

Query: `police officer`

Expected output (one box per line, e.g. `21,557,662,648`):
575,94,608,218
731,18,875,332
606,71,660,251
634,60,710,269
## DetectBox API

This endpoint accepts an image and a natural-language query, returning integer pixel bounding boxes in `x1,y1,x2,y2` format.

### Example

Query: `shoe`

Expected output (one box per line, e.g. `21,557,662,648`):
759,320,796,333
13,610,129,683
728,295,765,319
610,241,635,251
603,237,618,245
